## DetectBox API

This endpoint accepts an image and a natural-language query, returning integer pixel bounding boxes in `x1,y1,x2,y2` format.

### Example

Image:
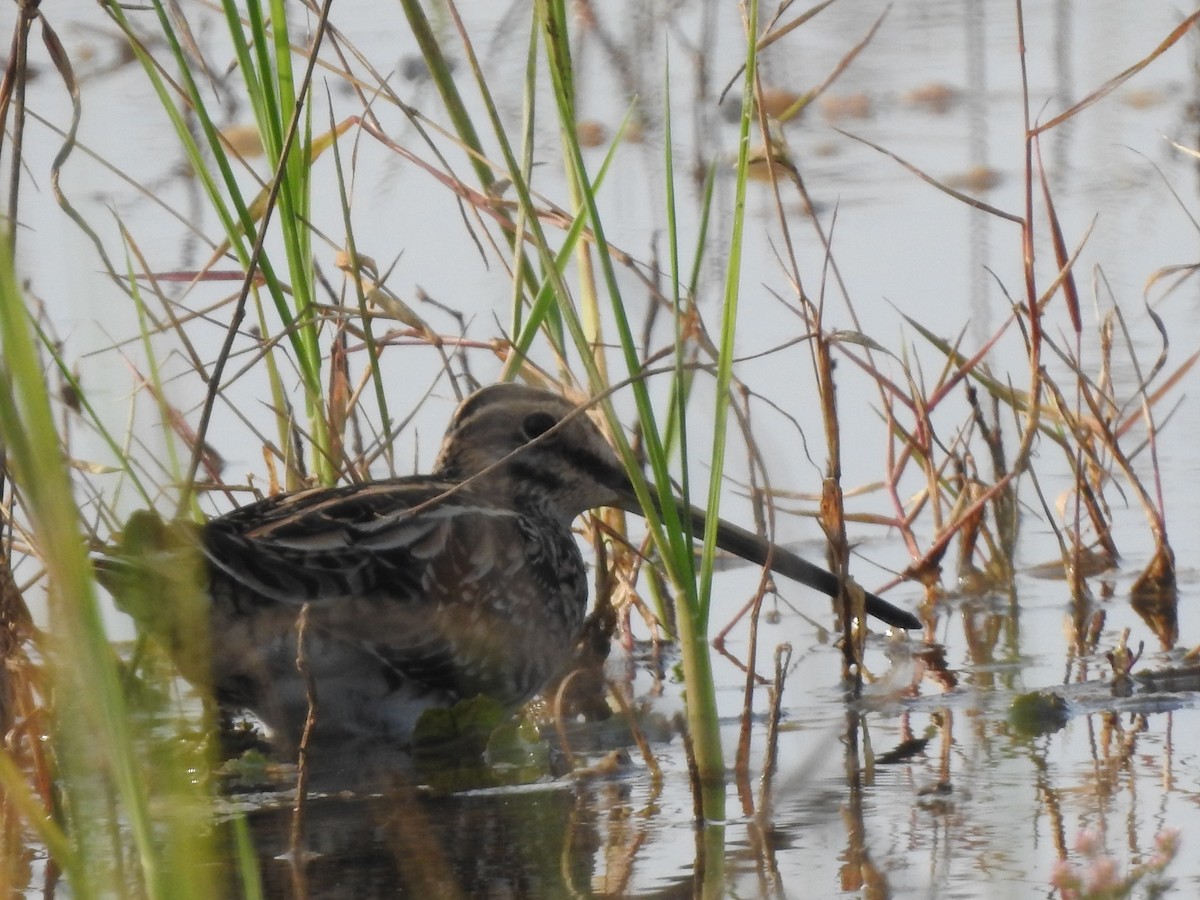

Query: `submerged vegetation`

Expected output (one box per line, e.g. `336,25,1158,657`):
0,0,1199,896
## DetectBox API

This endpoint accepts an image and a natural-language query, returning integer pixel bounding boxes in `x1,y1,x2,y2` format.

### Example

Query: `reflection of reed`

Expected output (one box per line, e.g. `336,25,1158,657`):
961,598,1004,692
1130,589,1179,650
735,643,791,900
1032,744,1069,862
251,778,600,898
576,779,650,898
241,730,698,898
839,714,888,898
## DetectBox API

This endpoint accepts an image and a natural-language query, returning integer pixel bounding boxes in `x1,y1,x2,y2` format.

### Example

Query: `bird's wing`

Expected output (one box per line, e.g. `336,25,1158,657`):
204,479,576,703
203,478,523,610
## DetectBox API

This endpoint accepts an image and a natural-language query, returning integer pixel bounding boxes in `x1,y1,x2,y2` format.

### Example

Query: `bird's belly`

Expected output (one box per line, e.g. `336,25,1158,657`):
216,633,459,742
209,562,589,742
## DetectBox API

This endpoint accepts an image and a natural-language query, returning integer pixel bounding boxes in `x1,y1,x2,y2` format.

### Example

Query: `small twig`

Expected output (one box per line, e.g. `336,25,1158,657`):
607,682,661,788
550,668,581,768
733,572,772,809
757,643,792,821
289,603,317,900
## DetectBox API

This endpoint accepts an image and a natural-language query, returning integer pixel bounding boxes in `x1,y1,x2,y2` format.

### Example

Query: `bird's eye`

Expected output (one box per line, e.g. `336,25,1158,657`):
521,410,558,440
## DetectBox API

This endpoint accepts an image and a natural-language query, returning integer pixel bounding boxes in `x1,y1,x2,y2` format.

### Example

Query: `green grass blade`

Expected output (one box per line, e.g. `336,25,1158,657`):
0,242,157,892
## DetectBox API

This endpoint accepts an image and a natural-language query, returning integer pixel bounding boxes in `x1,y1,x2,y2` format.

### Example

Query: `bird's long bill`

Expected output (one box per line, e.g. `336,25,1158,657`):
613,485,921,630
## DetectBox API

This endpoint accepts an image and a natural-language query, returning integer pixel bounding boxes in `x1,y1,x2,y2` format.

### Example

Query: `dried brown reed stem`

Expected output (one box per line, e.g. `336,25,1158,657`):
968,389,1018,566
713,385,778,646
874,357,1033,598
1032,10,1200,135
763,0,1176,628
0,0,39,250
733,571,771,814
817,402,862,691
757,643,791,822
951,456,985,584
744,712,787,900
0,545,31,740
1109,304,1175,596
0,558,52,898
605,683,661,788
289,604,317,900
841,302,1025,597
1036,134,1107,601
550,668,584,768
741,83,867,664
813,0,1188,605
739,30,888,669
0,500,54,866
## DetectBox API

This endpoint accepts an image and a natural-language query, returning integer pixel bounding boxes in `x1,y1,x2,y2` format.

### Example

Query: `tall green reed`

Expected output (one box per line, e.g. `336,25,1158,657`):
403,0,765,833
0,238,221,898
105,0,333,492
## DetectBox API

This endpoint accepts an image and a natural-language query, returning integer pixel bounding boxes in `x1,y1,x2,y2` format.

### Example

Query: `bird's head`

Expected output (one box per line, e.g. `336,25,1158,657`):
433,383,632,522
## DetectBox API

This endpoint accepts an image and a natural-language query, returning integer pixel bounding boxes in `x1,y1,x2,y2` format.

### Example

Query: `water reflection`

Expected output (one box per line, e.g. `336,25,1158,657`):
240,755,695,899
249,782,594,898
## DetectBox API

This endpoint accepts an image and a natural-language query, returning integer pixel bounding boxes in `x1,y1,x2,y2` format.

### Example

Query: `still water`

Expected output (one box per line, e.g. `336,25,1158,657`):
6,1,1200,896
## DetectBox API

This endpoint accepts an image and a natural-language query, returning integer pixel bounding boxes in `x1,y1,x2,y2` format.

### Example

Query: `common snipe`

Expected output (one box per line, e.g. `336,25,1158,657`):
121,383,919,745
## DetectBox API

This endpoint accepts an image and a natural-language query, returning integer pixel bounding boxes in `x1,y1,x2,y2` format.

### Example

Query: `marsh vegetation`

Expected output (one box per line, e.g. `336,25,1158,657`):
1,1,1199,896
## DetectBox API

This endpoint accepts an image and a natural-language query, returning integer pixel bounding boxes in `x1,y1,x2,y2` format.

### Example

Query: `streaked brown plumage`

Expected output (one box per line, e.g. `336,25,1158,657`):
127,383,919,745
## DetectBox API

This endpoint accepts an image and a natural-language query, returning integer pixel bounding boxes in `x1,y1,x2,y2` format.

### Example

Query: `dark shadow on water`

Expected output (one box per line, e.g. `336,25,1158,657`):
247,782,590,897
225,738,694,899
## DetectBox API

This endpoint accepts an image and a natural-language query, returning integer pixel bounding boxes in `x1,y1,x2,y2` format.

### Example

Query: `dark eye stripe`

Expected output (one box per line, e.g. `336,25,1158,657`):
559,445,629,492
508,461,565,493
508,442,626,496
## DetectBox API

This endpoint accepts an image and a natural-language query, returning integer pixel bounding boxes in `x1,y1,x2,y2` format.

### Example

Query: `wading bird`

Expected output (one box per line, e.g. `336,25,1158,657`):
116,383,919,746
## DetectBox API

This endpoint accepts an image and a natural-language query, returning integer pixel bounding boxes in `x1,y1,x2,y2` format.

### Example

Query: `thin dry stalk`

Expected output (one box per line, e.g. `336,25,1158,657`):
1033,10,1200,135
605,683,661,788
733,574,771,814
757,642,792,822
0,0,38,250
0,528,32,740
550,668,580,767
289,603,317,900
836,129,1022,224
